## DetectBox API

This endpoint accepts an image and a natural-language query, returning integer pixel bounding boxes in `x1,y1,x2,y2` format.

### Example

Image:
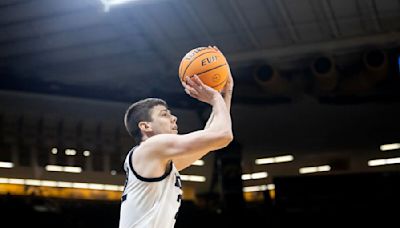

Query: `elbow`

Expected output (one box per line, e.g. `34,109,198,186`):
227,131,234,144
220,131,234,147
207,129,234,150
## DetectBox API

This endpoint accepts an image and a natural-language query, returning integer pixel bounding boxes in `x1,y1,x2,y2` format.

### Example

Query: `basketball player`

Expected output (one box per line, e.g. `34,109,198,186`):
119,63,234,227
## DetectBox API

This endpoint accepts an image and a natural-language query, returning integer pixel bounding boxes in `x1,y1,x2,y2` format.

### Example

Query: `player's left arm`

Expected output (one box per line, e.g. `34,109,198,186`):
173,65,234,171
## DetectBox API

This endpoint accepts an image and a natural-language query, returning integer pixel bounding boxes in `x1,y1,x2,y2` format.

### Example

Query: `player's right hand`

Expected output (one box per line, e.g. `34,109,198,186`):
182,75,220,105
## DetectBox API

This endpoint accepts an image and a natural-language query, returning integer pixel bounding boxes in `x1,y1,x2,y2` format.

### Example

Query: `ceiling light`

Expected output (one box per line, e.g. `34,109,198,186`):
192,160,204,166
101,0,140,12
380,143,400,151
83,150,91,156
0,162,14,168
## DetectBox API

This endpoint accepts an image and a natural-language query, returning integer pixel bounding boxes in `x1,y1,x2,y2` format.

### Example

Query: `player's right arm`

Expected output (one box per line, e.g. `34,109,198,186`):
172,65,234,170
141,75,233,161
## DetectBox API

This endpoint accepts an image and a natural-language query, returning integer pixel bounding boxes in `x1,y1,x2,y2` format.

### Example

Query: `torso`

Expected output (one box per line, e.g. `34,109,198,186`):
119,146,183,228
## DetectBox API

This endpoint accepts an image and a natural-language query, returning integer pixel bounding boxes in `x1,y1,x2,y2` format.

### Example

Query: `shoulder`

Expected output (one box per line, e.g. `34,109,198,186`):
131,137,173,178
145,134,180,145
138,134,181,156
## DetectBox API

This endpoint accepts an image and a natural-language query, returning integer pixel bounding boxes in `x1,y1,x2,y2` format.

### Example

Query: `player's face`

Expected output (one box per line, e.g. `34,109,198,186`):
149,105,178,135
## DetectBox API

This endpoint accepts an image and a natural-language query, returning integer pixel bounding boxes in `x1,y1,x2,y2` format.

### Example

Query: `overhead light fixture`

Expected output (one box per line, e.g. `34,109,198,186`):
0,161,14,168
380,143,400,151
241,172,268,180
311,55,338,93
45,165,82,173
274,155,294,163
243,185,268,192
339,49,388,95
65,149,77,156
255,155,294,165
0,177,124,191
253,64,291,96
299,165,331,174
368,157,400,166
180,175,206,182
25,179,41,186
41,181,57,187
51,148,58,155
83,150,91,157
192,160,204,166
64,166,82,173
9,178,24,184
100,0,140,12
362,49,388,84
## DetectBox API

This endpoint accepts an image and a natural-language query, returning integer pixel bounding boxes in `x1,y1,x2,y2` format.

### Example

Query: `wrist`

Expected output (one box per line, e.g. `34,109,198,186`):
210,93,223,105
222,89,233,96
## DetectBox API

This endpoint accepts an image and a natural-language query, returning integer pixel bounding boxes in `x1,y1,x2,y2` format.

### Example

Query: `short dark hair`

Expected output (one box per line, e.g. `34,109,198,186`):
124,98,167,143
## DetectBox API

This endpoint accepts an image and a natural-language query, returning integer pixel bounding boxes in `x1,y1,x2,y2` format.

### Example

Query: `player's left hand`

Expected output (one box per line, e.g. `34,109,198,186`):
208,45,234,95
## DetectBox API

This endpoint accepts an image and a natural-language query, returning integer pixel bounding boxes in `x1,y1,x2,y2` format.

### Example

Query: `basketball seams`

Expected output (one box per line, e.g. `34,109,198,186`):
196,63,227,76
211,75,228,89
180,50,220,80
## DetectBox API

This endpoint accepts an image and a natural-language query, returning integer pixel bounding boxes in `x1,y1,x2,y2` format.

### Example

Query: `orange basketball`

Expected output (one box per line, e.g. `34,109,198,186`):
179,47,229,92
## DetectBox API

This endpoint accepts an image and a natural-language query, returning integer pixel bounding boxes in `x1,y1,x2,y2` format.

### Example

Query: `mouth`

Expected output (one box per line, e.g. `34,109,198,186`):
172,126,178,131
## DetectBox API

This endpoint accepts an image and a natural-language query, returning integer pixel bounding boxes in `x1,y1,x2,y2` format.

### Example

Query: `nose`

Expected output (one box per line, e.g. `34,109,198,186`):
172,115,177,123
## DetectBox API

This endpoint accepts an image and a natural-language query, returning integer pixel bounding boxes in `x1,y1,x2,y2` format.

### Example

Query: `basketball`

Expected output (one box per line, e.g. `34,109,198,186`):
179,46,229,92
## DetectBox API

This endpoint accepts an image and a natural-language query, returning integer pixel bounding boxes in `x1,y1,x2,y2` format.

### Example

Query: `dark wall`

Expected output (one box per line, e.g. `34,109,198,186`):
272,171,400,226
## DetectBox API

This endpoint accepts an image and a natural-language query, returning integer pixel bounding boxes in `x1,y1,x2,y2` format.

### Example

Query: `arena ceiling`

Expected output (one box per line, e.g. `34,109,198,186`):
0,0,400,157
1,0,399,102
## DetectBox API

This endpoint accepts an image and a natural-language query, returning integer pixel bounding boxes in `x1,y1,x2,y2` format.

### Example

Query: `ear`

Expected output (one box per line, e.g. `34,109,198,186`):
138,121,152,132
